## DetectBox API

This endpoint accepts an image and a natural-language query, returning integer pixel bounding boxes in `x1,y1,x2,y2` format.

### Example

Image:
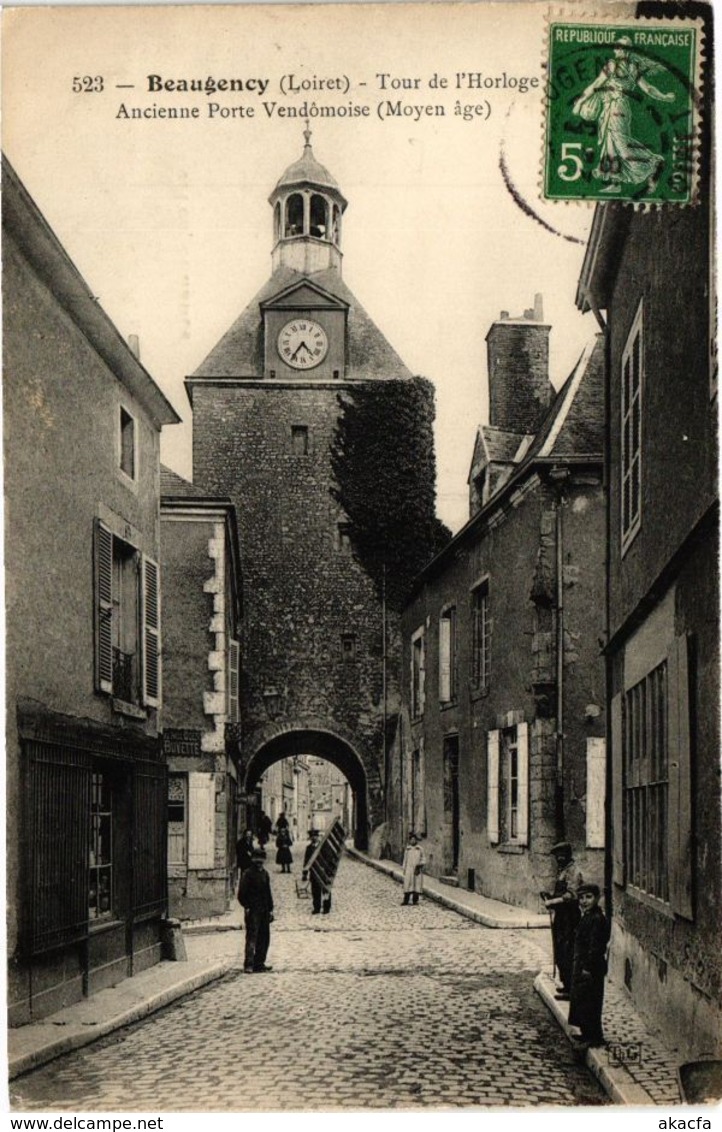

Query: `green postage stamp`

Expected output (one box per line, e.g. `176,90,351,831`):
544,19,702,204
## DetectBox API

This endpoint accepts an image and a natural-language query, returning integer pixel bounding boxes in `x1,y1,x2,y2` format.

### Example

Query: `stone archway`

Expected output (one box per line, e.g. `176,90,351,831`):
245,728,369,850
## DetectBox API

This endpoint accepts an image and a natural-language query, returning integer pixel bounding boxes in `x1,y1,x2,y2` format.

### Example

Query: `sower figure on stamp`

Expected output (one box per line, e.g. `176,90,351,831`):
237,849,274,973
541,841,583,1000
569,883,609,1049
401,832,425,906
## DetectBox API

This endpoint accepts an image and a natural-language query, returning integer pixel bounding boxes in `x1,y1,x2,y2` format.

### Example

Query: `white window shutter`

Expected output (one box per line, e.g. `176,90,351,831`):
517,721,529,846
487,730,500,844
439,616,451,702
668,634,693,919
586,738,606,849
187,773,215,870
142,556,161,708
94,519,113,693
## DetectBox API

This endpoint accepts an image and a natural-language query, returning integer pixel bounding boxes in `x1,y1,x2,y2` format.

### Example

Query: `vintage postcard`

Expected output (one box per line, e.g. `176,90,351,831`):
2,0,718,1120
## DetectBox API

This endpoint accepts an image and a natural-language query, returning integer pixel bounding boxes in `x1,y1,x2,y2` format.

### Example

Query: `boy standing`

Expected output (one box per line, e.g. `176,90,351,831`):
569,883,609,1048
237,849,274,973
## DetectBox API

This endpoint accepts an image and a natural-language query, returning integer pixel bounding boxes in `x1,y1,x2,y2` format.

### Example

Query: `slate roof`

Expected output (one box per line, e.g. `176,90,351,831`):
160,465,207,499
526,334,605,462
190,266,412,380
482,426,528,464
273,141,345,203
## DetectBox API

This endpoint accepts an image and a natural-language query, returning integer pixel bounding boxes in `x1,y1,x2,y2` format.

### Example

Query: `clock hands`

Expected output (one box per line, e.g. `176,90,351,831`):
291,340,311,361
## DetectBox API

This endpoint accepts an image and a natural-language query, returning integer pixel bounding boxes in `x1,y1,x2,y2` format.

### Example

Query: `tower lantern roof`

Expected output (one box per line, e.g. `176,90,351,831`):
270,127,347,208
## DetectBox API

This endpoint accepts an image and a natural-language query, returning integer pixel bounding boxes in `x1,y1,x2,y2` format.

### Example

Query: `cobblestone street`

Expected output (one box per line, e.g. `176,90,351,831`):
12,856,608,1111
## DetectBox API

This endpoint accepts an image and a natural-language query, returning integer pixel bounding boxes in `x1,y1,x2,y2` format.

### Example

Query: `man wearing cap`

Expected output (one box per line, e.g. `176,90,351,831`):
237,849,274,973
302,829,330,915
569,884,609,1048
541,841,583,999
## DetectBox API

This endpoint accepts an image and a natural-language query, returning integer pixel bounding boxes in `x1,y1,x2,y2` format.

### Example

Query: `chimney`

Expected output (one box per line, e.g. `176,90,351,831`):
485,296,552,434
128,334,140,359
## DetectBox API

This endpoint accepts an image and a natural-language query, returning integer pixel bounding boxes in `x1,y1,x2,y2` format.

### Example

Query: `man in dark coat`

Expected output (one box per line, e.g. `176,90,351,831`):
302,829,330,915
569,883,609,1048
237,849,274,973
542,841,583,999
235,829,255,875
258,811,273,848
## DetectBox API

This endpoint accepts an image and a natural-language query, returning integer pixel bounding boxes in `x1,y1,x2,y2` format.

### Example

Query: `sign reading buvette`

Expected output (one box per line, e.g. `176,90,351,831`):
544,21,699,204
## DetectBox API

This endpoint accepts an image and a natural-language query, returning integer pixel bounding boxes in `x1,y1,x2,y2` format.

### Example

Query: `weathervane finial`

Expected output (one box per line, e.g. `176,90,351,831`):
303,119,312,149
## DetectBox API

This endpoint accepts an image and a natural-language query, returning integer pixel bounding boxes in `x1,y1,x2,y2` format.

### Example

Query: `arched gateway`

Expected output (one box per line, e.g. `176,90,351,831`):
245,727,370,850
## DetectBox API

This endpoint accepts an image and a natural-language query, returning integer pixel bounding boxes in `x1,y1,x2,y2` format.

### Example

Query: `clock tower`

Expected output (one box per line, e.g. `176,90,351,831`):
186,133,441,848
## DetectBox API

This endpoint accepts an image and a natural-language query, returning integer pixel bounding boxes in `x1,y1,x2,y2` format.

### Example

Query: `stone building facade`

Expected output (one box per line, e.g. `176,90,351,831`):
3,158,179,1023
389,302,607,910
185,133,441,847
160,467,242,919
577,168,720,1055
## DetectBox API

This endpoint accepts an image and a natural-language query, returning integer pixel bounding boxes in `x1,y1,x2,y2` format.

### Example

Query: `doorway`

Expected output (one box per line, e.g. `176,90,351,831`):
443,735,460,873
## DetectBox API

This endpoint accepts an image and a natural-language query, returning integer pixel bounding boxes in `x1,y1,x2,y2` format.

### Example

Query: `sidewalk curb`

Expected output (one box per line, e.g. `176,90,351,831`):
346,847,548,930
533,972,656,1105
183,922,241,935
9,960,232,1081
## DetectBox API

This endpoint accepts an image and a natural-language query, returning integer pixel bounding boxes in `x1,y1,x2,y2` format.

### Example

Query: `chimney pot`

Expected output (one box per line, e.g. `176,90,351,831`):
534,293,544,321
128,334,140,359
500,311,509,320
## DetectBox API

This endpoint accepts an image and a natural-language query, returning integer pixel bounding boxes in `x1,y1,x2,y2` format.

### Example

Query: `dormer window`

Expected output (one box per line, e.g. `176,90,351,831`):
285,193,304,237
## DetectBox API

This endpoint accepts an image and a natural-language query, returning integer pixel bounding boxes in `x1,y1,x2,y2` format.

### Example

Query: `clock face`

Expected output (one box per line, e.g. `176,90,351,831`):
277,319,329,370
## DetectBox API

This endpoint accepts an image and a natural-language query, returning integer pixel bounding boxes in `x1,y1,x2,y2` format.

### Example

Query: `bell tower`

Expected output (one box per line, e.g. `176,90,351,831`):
269,126,347,276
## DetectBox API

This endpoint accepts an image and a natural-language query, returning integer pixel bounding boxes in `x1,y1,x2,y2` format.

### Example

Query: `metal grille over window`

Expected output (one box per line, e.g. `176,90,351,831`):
89,772,113,920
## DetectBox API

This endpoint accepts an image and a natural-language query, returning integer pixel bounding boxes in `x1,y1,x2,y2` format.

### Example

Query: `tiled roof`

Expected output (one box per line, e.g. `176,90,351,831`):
190,266,412,380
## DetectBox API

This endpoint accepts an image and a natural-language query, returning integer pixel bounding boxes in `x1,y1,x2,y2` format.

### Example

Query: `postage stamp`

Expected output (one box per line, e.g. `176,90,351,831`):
544,19,702,204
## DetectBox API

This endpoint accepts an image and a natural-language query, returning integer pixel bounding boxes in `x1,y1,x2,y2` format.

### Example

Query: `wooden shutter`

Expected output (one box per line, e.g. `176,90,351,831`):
94,519,113,693
487,729,500,845
439,615,451,702
228,639,240,723
187,773,215,870
142,556,161,708
611,692,625,886
132,758,167,922
517,721,529,846
586,737,606,849
668,633,693,919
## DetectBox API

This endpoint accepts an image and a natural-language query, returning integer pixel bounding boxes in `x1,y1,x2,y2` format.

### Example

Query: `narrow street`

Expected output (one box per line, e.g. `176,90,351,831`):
12,856,608,1111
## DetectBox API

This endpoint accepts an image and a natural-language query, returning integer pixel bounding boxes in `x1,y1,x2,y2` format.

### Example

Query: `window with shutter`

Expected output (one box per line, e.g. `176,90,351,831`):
516,721,529,847
142,556,161,708
586,737,606,849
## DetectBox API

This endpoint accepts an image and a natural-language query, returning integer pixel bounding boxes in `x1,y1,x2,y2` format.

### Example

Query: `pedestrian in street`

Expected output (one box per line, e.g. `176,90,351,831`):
541,841,583,999
237,849,274,973
302,829,331,914
258,811,273,848
236,828,256,876
401,832,425,905
275,812,289,833
275,825,293,873
568,883,609,1049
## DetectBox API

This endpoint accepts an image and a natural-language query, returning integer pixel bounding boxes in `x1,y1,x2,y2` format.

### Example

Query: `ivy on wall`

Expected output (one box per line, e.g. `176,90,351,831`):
330,376,451,612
